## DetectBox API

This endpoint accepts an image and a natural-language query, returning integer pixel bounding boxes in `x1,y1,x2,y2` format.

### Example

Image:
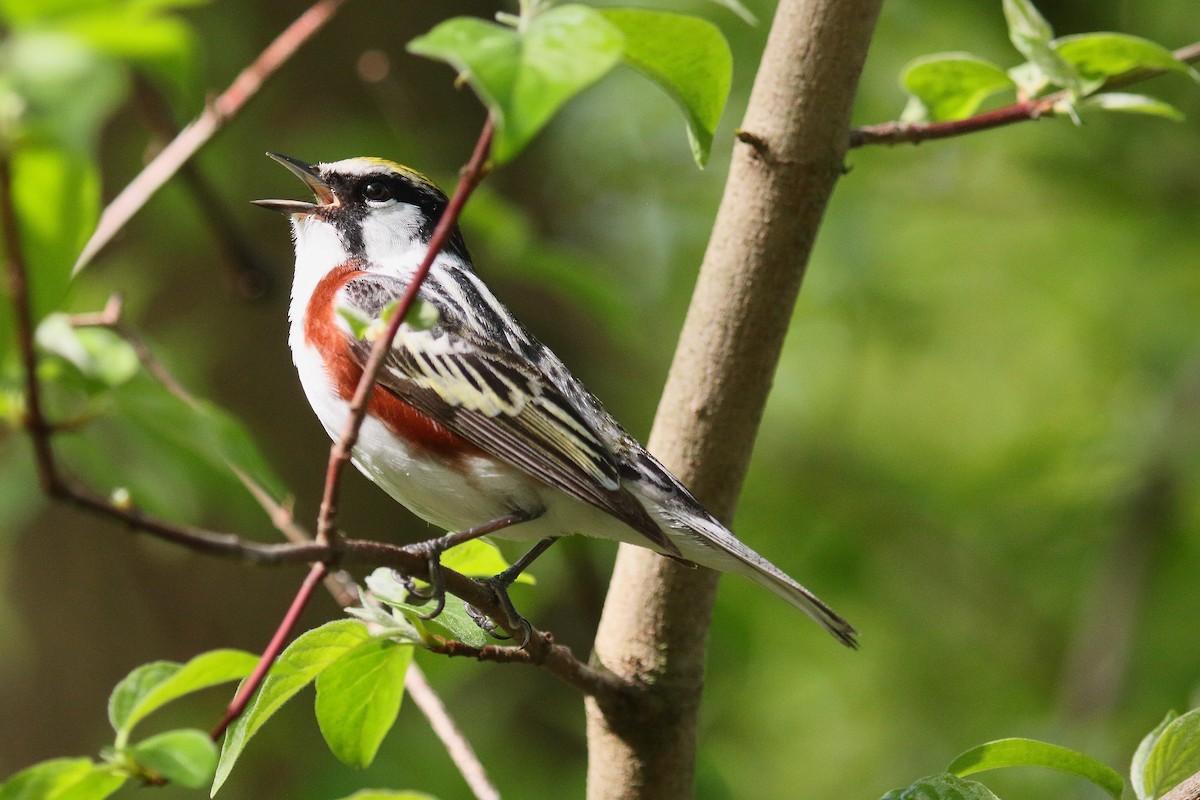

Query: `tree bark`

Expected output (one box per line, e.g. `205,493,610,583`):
584,1,883,797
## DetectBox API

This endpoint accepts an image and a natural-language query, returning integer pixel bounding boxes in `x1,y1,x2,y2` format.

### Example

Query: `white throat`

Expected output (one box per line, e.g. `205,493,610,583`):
287,214,348,351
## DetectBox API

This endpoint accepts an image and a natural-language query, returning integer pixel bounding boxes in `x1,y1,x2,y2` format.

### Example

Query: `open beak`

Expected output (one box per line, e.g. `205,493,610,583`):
253,153,336,215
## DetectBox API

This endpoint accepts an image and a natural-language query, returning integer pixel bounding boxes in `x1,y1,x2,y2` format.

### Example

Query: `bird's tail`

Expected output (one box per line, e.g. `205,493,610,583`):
662,509,858,648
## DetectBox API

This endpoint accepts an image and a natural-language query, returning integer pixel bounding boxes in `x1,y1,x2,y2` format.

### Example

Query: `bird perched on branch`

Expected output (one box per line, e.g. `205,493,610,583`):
256,154,856,647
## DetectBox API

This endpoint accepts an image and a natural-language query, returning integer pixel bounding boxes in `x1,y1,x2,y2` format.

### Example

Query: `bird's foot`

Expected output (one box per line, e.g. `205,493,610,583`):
399,536,453,620
460,537,557,647
465,572,532,648
398,513,541,622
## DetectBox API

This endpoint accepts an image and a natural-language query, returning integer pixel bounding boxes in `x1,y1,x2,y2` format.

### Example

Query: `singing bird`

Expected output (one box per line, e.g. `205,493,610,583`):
256,153,856,647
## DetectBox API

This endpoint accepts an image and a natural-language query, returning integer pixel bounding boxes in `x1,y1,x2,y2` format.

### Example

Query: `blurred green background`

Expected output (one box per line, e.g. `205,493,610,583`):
1,0,1199,797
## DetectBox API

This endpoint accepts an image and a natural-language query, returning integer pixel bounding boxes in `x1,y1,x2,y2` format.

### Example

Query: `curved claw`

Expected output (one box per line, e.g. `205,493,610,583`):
465,575,535,648
400,542,449,620
464,603,510,639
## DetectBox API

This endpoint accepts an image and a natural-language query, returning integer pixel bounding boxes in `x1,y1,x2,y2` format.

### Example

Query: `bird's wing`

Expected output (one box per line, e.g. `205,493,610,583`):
338,273,683,557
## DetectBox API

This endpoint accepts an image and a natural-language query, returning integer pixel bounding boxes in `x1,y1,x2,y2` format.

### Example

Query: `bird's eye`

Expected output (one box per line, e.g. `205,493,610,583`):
363,180,392,203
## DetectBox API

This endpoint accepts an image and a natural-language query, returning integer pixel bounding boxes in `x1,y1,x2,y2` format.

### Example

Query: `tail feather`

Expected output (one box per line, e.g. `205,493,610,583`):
662,509,858,648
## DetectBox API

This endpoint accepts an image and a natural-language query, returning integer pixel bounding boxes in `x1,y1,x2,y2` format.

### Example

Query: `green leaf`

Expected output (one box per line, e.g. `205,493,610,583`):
408,5,624,164
1007,60,1051,97
1142,708,1200,800
35,315,139,389
1133,712,1178,800
442,539,535,585
900,52,1015,122
1054,33,1200,86
338,304,372,340
948,737,1122,799
9,146,100,323
880,773,1001,800
108,661,181,739
57,6,200,103
127,729,218,789
0,759,124,800
108,650,259,744
212,620,371,795
0,31,128,154
596,8,731,166
1002,0,1079,91
113,379,289,508
364,568,489,648
1075,92,1184,121
315,638,414,768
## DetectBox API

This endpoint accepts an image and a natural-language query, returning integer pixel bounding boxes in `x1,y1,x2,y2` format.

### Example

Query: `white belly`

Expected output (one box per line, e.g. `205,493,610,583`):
291,339,640,546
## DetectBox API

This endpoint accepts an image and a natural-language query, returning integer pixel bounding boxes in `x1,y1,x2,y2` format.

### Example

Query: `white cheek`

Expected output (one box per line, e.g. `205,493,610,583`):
362,204,428,268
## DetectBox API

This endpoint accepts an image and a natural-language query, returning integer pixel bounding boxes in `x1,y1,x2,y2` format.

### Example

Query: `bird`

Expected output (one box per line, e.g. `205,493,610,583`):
255,153,857,648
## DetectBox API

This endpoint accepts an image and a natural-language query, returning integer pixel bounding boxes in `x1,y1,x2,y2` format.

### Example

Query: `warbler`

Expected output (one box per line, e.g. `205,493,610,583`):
256,153,856,647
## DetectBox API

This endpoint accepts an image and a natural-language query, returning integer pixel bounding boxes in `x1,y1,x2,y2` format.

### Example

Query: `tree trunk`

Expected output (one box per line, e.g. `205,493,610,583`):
585,0,883,797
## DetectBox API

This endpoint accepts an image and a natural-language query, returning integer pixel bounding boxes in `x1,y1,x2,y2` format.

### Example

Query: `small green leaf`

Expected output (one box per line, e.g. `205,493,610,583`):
315,639,414,768
35,315,139,389
108,661,181,739
1002,0,1080,91
880,773,1001,800
404,297,441,331
364,569,489,648
0,759,124,800
337,304,373,340
900,52,1015,121
1076,92,1184,121
1007,61,1051,97
376,297,441,333
597,8,731,166
409,5,624,164
1142,708,1200,800
127,729,218,789
948,738,1122,799
442,539,535,585
109,650,259,744
1133,712,1178,800
1054,33,1200,86
212,620,371,795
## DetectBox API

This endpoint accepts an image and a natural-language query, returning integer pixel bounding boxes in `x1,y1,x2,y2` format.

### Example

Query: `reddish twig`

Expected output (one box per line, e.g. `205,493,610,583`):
212,561,329,740
313,117,495,547
849,40,1200,148
73,0,350,272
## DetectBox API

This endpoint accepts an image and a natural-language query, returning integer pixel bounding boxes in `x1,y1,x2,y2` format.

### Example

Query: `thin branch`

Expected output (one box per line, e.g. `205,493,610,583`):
849,40,1200,148
212,561,329,739
241,463,504,800
431,636,627,700
66,291,612,701
313,117,495,548
73,0,350,272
